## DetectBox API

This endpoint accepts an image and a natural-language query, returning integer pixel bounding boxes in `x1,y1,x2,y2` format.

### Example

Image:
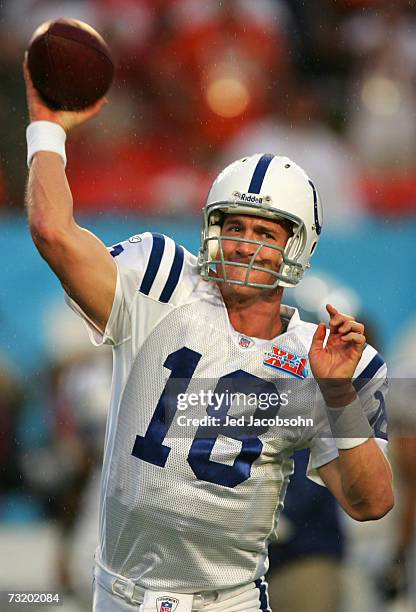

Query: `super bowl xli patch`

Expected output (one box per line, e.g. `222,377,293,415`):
263,345,308,379
156,597,179,612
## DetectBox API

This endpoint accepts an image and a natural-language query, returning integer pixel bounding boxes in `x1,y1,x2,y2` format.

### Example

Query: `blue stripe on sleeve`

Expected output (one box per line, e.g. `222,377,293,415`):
139,233,165,296
159,244,184,303
369,389,388,440
248,154,274,194
109,244,124,258
353,353,385,392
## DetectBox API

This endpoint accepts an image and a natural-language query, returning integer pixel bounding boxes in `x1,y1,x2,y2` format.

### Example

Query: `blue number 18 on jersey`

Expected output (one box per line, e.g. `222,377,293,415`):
131,347,280,488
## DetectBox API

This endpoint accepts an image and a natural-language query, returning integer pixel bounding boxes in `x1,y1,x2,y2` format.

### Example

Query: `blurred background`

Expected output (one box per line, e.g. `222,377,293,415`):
1,0,416,611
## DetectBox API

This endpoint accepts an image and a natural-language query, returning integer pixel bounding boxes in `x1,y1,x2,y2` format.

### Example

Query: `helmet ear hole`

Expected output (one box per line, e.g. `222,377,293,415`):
310,241,317,256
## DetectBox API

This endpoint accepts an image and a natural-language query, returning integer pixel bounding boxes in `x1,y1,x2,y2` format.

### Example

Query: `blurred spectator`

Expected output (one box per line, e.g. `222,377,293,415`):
342,1,416,215
285,0,351,88
51,350,111,607
146,0,291,145
376,320,416,606
0,356,27,519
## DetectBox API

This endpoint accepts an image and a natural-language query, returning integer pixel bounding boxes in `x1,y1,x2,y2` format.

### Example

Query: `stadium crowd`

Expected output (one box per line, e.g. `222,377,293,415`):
1,0,416,217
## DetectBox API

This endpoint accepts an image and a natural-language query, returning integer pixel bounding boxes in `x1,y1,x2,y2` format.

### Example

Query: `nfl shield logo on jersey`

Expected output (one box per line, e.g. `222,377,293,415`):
156,597,179,612
239,335,253,349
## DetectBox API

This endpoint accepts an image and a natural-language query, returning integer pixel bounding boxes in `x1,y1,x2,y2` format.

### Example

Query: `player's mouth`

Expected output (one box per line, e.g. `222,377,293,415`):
223,256,274,270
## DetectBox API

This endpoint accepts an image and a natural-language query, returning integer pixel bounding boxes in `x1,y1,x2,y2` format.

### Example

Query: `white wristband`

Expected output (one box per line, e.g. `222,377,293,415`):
26,121,67,168
326,396,373,450
335,437,370,450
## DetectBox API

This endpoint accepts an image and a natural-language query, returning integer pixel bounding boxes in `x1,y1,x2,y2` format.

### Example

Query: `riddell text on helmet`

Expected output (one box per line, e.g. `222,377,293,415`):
239,193,263,203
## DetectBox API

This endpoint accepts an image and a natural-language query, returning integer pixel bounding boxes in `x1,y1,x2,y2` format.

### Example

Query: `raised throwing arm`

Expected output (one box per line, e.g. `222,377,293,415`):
24,61,117,332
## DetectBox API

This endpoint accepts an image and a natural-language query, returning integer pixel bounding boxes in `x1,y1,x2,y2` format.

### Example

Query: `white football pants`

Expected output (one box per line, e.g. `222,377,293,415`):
92,559,271,612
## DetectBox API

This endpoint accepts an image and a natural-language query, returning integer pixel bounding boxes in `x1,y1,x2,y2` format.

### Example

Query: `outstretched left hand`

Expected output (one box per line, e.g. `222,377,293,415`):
309,304,366,404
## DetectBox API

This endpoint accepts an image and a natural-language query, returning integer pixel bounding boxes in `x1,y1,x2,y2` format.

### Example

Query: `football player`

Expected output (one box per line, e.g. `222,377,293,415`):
24,62,393,612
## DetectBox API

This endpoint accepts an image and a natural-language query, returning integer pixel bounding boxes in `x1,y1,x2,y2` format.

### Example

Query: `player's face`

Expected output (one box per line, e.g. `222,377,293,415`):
216,214,291,295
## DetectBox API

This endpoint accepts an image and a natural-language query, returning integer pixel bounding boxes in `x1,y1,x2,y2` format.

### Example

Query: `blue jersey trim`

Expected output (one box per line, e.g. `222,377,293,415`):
248,154,274,194
139,233,165,295
353,353,385,392
254,578,270,612
109,244,124,258
159,244,184,303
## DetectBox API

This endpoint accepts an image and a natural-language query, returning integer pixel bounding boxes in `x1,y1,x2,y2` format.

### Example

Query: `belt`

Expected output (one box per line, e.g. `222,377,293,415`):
111,576,218,609
94,557,260,611
111,576,145,605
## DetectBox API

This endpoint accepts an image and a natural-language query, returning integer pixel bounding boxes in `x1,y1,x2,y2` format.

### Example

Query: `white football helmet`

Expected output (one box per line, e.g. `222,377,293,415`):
198,153,323,288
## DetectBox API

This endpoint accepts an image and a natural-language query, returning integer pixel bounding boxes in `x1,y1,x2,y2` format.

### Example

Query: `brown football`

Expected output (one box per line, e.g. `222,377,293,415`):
27,18,114,111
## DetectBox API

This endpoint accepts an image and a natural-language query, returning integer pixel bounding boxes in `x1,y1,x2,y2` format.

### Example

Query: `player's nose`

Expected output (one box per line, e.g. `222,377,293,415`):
235,236,256,258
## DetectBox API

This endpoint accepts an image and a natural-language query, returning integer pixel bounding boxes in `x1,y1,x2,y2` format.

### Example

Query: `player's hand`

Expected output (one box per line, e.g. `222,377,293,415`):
23,56,107,132
309,304,366,405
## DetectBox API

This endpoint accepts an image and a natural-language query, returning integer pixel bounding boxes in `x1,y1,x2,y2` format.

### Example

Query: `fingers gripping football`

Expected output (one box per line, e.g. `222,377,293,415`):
24,58,107,132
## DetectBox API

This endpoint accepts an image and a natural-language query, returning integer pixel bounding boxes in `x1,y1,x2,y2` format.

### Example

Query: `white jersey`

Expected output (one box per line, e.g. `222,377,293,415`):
66,232,388,592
